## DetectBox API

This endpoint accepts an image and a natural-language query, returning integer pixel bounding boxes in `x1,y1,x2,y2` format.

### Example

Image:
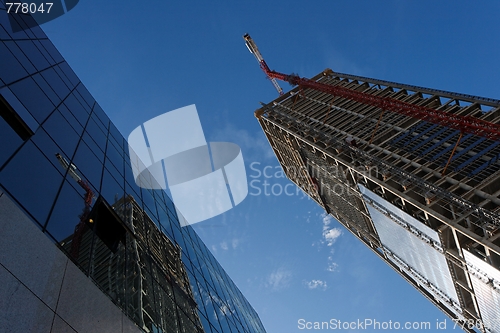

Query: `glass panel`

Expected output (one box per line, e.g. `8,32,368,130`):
158,206,174,240
90,111,108,135
42,110,80,158
53,64,75,90
104,156,123,183
15,40,50,71
0,86,38,135
39,39,64,63
75,84,95,111
73,86,92,113
45,180,85,245
40,67,71,100
82,132,104,163
32,128,72,170
9,76,55,123
10,10,39,37
25,23,46,41
109,122,124,151
91,103,109,131
31,40,55,66
101,168,125,206
105,139,124,176
71,140,103,192
57,103,82,135
0,141,63,224
0,42,28,84
0,24,10,40
124,179,141,203
141,188,158,220
0,115,23,167
164,195,177,219
64,93,89,127
85,117,107,153
3,40,36,74
171,224,187,254
184,239,202,272
57,62,80,88
1,11,29,40
198,308,213,333
32,72,60,106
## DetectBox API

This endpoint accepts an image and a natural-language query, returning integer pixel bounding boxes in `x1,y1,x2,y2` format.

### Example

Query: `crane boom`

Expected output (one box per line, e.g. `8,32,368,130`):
245,34,500,142
56,153,94,259
244,33,283,96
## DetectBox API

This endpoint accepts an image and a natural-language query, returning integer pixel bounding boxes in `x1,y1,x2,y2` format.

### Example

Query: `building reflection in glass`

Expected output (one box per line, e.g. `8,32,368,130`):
58,152,203,333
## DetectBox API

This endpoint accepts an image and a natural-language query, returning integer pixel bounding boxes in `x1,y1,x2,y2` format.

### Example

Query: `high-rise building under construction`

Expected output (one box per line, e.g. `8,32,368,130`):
247,35,500,333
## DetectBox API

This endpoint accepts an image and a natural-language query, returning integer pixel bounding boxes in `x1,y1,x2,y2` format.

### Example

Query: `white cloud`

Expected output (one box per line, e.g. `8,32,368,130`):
305,279,328,290
327,261,339,272
315,213,342,272
220,241,228,251
266,267,292,291
321,213,342,246
231,238,239,249
324,228,342,246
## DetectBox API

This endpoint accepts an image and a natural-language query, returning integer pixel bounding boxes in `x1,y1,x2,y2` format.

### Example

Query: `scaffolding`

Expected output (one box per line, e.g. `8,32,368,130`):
255,70,500,333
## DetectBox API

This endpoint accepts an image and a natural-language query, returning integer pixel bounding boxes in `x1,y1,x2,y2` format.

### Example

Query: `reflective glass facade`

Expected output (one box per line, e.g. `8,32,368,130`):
0,4,266,333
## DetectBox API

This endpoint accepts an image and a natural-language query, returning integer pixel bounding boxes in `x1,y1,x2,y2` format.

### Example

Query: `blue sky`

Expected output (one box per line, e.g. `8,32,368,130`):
43,1,500,332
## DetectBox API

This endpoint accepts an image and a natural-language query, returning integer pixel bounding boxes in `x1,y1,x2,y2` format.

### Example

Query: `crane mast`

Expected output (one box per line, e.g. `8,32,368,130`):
244,34,500,142
56,153,94,259
244,33,283,96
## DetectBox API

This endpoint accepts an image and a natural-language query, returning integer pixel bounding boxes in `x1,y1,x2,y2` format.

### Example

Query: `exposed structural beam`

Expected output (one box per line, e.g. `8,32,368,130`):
244,33,500,142
266,66,500,142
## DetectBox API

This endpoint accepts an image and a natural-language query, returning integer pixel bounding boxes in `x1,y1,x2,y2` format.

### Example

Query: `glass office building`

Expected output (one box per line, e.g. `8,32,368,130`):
0,4,266,333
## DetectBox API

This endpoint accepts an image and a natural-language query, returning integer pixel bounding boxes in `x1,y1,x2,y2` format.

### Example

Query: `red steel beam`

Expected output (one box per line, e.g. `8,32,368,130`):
259,60,500,142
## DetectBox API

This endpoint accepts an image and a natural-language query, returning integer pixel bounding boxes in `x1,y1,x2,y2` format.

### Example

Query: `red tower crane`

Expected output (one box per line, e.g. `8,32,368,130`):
56,153,94,259
244,34,283,96
243,34,500,142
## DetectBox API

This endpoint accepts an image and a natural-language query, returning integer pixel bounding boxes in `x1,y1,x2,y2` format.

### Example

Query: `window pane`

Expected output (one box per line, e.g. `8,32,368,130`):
0,43,28,84
58,104,83,135
141,188,158,221
72,140,103,192
57,62,79,88
105,139,124,175
0,141,63,224
9,77,55,123
82,132,104,162
101,168,125,206
64,93,89,127
75,85,95,111
85,117,107,153
0,115,23,167
42,110,80,158
3,40,36,74
40,67,71,100
15,40,50,71
91,103,109,131
32,73,60,106
45,180,86,244
39,39,64,63
54,64,76,90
